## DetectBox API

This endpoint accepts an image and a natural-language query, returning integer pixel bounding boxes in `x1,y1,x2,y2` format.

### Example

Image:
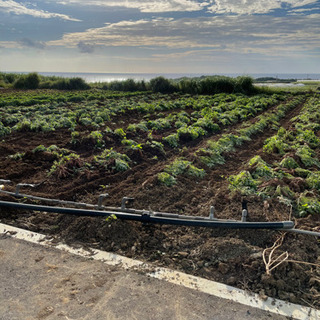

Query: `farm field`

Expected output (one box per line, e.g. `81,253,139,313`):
0,88,320,308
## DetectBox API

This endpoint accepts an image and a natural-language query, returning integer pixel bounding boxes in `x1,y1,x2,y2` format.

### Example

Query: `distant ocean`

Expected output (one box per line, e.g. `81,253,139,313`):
27,72,320,83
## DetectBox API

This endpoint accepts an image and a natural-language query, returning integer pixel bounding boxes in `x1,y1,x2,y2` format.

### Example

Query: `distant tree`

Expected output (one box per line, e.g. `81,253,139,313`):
68,77,90,90
13,72,40,89
235,76,254,94
149,76,176,94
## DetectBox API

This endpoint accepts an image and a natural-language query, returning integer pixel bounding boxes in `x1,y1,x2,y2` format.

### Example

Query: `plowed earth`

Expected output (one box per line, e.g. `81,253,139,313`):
0,91,319,309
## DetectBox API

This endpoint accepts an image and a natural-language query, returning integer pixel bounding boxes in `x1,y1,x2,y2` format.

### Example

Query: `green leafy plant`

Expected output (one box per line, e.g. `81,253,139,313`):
94,148,130,172
248,155,275,179
89,130,104,148
296,145,320,168
114,128,126,138
298,194,320,216
164,158,205,178
146,140,165,155
32,144,47,153
163,133,179,148
157,172,176,186
121,138,142,150
49,153,82,178
70,131,80,145
297,129,320,149
263,135,290,155
306,172,320,190
8,152,25,160
294,168,311,178
228,171,257,195
279,157,299,169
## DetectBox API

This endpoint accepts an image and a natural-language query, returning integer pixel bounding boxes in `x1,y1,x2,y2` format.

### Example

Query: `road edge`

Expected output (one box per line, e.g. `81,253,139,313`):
1,222,318,320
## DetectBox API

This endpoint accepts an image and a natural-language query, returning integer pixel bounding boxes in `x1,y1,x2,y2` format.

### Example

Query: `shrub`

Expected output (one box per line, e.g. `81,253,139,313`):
149,77,176,94
68,77,90,90
235,76,254,94
13,73,40,89
48,77,89,90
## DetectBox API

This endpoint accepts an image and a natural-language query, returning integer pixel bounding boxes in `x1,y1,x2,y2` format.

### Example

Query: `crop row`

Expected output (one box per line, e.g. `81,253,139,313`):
3,92,294,183
156,95,305,186
227,95,320,216
0,92,285,139
128,94,284,148
0,89,147,108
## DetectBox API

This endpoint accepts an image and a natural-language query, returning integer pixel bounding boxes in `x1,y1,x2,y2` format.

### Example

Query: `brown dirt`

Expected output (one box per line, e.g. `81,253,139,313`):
0,93,319,309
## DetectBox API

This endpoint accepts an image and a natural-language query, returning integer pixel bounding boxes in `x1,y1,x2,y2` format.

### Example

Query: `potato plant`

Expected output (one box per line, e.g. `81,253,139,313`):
227,95,320,216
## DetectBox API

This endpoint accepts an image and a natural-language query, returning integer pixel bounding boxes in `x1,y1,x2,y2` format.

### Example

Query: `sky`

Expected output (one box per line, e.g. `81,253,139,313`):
0,0,319,74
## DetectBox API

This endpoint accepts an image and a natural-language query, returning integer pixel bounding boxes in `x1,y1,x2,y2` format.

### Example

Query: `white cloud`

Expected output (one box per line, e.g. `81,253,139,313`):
291,0,318,7
44,0,320,15
0,0,81,20
47,14,320,58
56,0,207,12
207,0,319,15
0,41,22,49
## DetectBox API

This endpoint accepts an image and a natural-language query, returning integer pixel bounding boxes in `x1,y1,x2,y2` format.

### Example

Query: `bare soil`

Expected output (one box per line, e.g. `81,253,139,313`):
0,93,319,309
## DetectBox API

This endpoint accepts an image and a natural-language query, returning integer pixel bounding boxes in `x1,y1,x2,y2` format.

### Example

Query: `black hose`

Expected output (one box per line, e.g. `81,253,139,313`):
0,200,294,230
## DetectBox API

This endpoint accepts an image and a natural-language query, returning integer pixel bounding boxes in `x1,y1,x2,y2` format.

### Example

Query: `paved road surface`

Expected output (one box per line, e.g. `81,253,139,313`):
0,235,289,320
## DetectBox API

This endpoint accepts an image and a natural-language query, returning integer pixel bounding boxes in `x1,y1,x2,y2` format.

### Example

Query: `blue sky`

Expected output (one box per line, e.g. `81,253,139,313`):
0,0,319,74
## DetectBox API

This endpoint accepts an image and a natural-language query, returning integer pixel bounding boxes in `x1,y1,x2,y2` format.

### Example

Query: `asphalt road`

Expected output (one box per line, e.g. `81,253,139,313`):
0,234,290,320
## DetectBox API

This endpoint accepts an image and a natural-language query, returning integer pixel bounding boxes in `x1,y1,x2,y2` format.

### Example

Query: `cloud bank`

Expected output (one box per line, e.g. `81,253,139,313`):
0,0,80,20
55,0,319,14
47,14,320,58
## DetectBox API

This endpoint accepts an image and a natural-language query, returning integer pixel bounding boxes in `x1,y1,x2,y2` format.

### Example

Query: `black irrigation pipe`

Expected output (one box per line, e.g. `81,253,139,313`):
0,200,295,230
